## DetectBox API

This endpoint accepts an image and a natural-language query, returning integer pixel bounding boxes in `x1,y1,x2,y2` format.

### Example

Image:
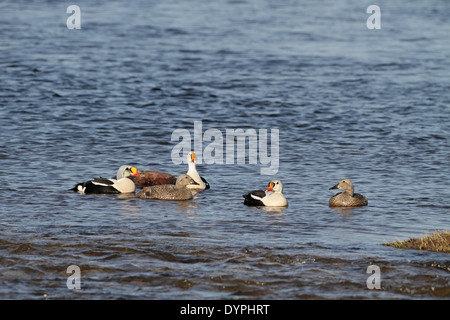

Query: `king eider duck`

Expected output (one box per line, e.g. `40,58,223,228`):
136,174,198,200
243,180,288,207
125,166,177,187
186,152,210,190
329,178,368,207
71,166,139,194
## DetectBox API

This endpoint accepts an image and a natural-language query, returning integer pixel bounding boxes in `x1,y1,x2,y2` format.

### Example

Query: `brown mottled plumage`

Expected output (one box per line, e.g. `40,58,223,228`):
128,170,177,187
329,179,368,207
136,174,197,200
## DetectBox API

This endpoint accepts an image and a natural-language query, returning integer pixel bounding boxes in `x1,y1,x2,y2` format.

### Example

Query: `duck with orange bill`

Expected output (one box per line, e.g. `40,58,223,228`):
243,180,288,207
126,166,177,187
71,165,139,194
186,152,210,190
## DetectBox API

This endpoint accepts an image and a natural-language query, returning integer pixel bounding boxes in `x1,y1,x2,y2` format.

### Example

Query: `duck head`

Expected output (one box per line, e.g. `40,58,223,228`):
329,179,354,196
176,174,199,188
267,180,283,192
272,180,283,193
187,152,197,164
117,165,140,179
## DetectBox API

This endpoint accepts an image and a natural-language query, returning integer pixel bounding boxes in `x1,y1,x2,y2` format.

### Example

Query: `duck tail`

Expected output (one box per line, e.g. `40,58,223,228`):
71,183,85,193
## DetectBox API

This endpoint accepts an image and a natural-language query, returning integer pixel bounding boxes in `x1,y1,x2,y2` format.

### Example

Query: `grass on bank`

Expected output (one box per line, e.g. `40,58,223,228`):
384,230,450,253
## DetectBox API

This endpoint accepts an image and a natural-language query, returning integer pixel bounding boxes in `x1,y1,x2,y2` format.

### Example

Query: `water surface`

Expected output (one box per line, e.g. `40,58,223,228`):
0,0,449,299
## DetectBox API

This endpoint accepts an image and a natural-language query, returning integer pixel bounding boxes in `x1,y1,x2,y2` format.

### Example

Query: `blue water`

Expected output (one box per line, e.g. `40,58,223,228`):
0,0,449,299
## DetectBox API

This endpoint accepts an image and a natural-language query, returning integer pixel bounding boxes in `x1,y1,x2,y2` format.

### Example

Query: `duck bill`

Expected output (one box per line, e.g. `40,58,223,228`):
131,167,140,176
329,183,338,190
267,181,275,191
190,153,196,163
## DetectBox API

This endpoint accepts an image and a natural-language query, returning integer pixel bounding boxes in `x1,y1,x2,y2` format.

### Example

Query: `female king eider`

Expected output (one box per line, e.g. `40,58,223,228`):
329,178,368,207
136,174,198,200
243,180,288,207
71,166,139,194
186,152,210,190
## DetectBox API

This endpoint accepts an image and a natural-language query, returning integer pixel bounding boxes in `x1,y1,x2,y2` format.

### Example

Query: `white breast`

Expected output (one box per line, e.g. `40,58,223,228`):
262,192,288,207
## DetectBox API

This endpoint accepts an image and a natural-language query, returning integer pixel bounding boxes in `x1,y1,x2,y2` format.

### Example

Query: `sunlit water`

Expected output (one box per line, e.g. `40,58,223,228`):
0,0,449,299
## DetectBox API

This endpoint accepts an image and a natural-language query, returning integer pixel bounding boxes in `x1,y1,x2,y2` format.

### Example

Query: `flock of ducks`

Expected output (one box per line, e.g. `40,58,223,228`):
72,152,368,208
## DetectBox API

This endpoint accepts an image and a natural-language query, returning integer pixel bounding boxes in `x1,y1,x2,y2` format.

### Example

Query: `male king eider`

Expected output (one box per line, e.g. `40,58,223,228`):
125,166,177,187
243,180,288,207
71,166,139,194
329,178,368,207
136,174,198,200
186,152,210,190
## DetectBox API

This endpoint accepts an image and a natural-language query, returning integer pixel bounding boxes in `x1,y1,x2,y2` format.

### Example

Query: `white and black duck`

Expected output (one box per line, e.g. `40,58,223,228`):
186,152,210,190
243,180,288,207
71,165,139,194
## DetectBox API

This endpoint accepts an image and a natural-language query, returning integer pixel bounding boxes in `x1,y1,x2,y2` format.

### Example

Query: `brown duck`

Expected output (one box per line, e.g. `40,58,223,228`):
136,174,198,200
329,179,368,207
